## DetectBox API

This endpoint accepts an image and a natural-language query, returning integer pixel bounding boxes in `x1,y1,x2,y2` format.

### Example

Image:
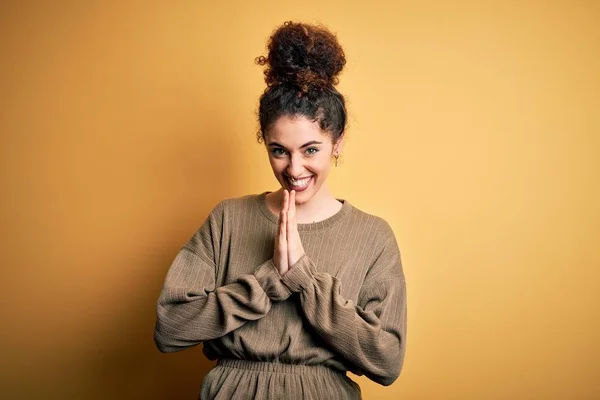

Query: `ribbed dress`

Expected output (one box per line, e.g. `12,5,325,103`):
154,192,407,399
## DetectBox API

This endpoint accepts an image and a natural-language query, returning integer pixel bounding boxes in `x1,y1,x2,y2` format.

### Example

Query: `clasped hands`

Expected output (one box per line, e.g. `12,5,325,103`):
273,190,306,276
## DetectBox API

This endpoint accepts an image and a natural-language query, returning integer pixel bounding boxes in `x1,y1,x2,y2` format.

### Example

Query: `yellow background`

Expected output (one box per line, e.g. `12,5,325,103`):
1,1,598,399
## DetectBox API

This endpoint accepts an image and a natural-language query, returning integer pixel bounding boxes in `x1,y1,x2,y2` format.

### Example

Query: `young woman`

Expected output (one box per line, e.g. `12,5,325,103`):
154,21,407,399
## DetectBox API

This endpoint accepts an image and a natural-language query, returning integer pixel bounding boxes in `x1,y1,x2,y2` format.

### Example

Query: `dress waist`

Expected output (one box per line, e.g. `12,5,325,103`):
217,358,345,378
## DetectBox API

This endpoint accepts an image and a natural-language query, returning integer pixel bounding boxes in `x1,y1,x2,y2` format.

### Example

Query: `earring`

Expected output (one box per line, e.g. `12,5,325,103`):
334,153,339,167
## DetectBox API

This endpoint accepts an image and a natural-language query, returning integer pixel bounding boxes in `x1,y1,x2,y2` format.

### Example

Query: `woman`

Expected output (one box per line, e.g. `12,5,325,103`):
154,21,407,399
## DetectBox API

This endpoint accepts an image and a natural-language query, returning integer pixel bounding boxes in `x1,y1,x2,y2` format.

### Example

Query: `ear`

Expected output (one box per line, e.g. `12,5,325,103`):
333,136,344,155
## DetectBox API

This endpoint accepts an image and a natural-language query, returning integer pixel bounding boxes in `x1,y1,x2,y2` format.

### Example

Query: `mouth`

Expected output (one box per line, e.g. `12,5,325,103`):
285,175,313,192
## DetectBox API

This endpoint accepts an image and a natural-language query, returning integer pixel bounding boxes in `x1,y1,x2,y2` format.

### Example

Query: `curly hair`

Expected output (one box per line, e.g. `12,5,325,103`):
255,21,347,143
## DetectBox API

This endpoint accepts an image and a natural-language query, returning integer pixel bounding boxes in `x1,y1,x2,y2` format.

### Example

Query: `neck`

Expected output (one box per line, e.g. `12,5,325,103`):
272,183,340,223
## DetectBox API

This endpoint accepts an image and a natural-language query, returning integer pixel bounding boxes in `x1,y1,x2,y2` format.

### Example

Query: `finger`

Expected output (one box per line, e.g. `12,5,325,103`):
288,190,296,235
287,194,295,249
279,199,287,244
279,206,286,242
282,190,289,213
283,211,289,272
281,210,288,257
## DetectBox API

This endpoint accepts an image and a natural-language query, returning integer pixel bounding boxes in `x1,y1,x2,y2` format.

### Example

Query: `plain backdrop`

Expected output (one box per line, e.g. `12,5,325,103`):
1,1,598,399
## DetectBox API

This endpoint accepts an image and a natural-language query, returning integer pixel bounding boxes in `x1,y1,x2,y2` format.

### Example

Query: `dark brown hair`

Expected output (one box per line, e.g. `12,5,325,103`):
255,21,347,143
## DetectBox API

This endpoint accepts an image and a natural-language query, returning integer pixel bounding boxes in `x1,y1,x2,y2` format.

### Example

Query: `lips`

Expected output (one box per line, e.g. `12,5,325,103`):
286,175,313,192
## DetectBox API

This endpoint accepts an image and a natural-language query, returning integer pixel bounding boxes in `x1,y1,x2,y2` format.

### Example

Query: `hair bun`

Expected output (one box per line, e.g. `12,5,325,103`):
256,21,346,94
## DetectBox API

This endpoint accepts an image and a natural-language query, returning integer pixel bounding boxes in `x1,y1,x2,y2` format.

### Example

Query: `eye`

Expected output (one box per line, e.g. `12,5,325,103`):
305,147,319,155
270,148,286,157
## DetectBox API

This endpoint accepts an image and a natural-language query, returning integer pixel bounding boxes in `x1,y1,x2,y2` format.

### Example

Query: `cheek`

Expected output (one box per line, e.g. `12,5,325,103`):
317,155,333,173
268,157,285,174
308,159,331,182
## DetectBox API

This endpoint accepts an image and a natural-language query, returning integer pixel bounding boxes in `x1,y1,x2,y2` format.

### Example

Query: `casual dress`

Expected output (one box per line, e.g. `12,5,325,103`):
154,192,407,399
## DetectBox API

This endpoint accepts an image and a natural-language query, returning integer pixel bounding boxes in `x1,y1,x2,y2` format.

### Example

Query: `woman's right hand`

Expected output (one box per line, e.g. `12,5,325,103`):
273,190,289,276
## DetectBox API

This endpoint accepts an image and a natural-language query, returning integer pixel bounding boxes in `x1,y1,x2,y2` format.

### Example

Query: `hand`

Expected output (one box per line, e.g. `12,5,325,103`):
286,190,305,268
273,190,289,276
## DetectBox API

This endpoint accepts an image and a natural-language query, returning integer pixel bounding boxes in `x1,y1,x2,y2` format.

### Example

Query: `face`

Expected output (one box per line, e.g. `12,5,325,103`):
265,115,342,205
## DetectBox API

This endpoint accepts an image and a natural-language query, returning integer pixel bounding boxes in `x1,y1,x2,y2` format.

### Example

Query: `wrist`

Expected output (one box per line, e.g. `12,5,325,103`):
255,260,292,301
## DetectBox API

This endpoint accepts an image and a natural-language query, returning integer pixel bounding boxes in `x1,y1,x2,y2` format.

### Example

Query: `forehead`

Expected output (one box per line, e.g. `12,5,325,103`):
266,115,331,146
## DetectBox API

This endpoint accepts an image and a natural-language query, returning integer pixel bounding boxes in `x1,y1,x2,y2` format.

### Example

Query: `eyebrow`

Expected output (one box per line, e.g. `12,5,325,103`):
267,140,323,149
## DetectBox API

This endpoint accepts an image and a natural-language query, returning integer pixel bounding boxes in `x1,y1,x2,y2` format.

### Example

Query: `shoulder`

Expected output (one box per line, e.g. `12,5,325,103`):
215,193,260,211
193,194,262,242
346,202,402,267
208,193,262,221
346,202,397,241
347,205,405,286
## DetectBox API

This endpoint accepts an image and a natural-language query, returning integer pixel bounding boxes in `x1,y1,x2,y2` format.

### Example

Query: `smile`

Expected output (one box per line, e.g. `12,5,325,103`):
286,176,313,191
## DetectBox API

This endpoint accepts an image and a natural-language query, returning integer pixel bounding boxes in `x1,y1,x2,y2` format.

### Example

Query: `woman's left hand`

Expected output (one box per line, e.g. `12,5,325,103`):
286,190,305,268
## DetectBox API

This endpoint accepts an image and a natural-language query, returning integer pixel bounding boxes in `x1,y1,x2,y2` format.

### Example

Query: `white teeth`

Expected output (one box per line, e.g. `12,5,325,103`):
288,176,311,188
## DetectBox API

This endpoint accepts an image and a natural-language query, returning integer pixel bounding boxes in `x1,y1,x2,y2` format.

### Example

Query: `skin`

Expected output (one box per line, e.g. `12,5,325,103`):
265,115,343,275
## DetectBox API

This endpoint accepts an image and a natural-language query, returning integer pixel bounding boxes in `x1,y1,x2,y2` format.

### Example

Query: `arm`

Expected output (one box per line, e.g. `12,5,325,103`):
154,201,291,353
281,225,407,386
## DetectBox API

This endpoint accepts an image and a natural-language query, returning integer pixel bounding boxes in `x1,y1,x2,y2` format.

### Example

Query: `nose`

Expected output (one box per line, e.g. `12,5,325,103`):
286,153,304,178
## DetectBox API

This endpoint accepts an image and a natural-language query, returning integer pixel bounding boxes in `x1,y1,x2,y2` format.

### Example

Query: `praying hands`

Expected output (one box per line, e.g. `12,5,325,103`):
273,190,306,276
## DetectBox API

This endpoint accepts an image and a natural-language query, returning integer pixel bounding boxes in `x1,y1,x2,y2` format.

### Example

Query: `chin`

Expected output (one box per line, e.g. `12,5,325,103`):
293,193,312,205
293,185,322,206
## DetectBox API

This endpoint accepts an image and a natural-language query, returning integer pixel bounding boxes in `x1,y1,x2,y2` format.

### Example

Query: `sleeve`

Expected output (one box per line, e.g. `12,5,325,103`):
154,201,291,353
281,223,407,386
